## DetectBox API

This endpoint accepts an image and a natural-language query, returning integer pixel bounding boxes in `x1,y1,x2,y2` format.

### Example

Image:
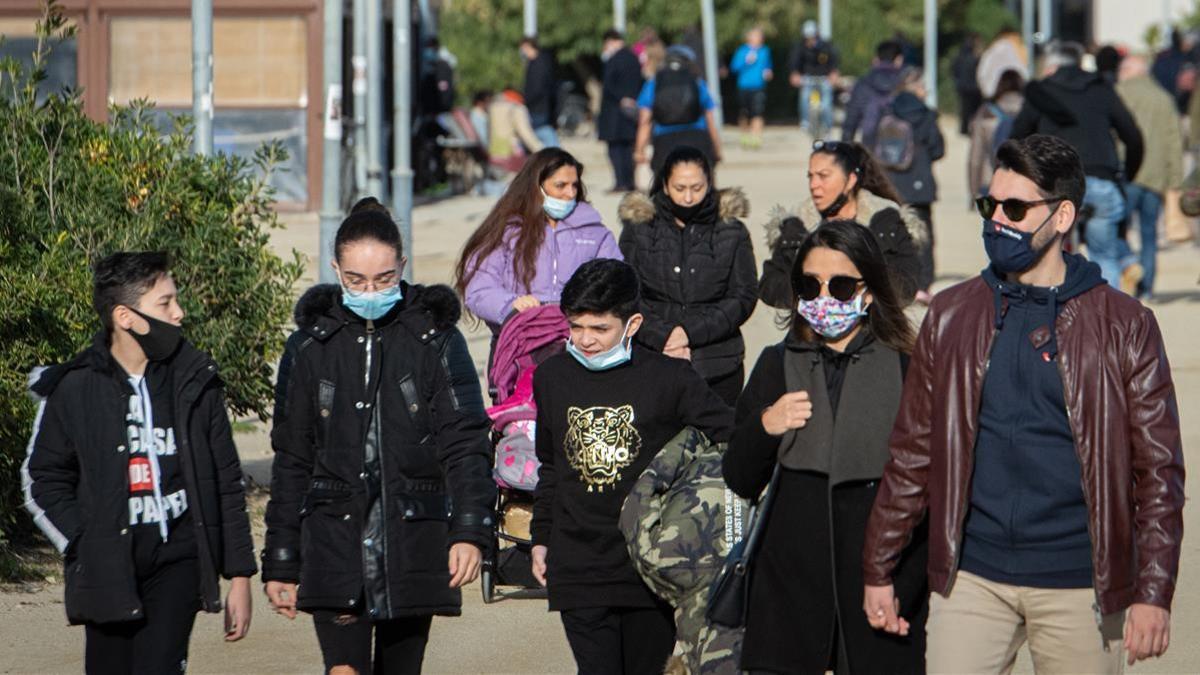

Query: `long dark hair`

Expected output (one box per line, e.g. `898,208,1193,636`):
790,219,915,354
454,148,588,299
811,141,903,205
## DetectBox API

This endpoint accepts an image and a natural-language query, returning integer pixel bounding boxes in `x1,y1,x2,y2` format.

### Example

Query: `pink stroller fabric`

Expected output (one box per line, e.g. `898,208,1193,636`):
488,304,569,402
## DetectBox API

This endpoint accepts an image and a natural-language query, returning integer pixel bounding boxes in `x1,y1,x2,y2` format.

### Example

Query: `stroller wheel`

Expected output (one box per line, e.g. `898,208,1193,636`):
481,567,495,604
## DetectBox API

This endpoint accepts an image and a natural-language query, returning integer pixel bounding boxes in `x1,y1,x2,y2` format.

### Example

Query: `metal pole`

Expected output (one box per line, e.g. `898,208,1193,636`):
319,0,344,284
1163,0,1173,50
1022,0,1035,74
700,0,722,128
366,0,386,201
614,0,625,33
524,0,536,38
1037,0,1052,45
819,0,832,41
392,0,414,283
417,0,436,35
924,0,937,109
352,0,368,198
191,0,213,155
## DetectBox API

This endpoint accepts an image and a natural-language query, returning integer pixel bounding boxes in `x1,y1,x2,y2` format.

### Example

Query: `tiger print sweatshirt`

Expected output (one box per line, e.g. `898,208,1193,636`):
531,345,733,610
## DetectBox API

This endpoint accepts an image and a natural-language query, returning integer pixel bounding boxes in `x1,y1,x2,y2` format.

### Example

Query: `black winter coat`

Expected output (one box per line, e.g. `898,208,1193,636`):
617,188,759,381
263,283,496,618
597,47,643,142
524,51,559,127
1010,66,1143,182
758,190,925,309
884,92,945,205
723,340,928,674
25,336,257,625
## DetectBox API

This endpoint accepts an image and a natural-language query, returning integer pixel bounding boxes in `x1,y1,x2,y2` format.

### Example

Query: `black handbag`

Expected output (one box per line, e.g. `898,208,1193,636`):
705,463,782,628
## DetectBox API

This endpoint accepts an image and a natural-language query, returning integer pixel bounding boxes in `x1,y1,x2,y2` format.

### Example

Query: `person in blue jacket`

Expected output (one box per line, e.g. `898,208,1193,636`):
730,27,774,149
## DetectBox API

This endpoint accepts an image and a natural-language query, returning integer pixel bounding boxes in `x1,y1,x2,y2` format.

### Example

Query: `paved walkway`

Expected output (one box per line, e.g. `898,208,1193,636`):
2,122,1198,673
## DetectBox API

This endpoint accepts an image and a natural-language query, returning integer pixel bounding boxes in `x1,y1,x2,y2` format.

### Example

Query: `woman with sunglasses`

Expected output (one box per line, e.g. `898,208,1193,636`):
455,147,622,330
264,198,496,674
723,220,929,674
759,140,925,310
617,145,758,405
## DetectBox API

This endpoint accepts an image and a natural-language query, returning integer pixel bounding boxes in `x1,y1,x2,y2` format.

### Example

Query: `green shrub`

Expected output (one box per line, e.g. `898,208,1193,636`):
0,2,303,566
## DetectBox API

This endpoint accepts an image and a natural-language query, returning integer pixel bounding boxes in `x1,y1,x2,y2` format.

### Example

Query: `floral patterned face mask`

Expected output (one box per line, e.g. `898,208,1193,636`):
796,292,869,339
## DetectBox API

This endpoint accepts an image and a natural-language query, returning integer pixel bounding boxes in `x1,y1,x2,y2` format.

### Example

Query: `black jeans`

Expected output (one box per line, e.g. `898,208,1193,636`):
313,610,433,675
607,140,636,190
560,604,676,675
84,557,200,675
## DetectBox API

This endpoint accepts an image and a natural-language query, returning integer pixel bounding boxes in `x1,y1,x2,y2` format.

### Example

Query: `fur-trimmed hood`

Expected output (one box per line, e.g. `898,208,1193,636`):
761,189,929,250
293,281,462,341
617,187,750,226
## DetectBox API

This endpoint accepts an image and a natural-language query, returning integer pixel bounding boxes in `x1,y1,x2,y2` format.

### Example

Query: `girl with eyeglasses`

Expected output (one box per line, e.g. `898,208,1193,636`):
723,220,929,674
264,198,496,674
759,140,925,310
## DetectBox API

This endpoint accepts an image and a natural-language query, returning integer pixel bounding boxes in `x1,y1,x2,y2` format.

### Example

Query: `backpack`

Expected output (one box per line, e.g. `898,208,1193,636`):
859,90,893,146
988,103,1014,158
873,111,916,172
652,58,702,126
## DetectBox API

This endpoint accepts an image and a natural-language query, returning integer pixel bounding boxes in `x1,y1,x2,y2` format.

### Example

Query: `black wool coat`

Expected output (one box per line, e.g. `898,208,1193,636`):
597,47,644,142
723,340,928,674
263,282,496,618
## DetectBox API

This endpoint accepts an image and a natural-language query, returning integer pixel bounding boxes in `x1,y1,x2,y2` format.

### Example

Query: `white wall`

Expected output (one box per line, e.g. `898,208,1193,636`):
1093,0,1193,52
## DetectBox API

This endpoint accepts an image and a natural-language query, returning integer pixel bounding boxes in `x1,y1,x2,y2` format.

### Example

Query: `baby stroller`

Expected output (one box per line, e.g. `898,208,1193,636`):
481,304,569,603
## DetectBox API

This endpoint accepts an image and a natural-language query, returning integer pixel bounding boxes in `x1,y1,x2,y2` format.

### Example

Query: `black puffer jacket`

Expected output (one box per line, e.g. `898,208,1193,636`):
263,282,495,619
618,188,759,380
758,190,926,309
884,92,945,205
1010,66,1143,182
24,336,257,625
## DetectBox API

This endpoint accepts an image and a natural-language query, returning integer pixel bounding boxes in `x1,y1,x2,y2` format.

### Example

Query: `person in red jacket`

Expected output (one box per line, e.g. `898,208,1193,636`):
861,134,1184,673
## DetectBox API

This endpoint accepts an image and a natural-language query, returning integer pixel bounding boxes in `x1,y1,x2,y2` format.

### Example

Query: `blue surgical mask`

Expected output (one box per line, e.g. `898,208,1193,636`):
566,321,633,371
341,284,403,320
541,188,578,221
981,215,1054,275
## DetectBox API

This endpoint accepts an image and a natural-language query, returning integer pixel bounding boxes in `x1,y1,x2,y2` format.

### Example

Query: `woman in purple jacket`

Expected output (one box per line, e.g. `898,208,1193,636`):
455,148,622,328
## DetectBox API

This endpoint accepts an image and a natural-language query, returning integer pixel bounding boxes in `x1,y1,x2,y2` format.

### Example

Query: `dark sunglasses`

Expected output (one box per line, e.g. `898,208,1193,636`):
812,139,849,152
796,274,864,302
975,195,1063,222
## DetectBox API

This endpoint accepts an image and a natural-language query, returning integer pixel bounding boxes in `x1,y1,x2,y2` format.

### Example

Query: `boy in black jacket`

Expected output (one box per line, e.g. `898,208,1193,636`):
23,252,256,674
531,259,734,674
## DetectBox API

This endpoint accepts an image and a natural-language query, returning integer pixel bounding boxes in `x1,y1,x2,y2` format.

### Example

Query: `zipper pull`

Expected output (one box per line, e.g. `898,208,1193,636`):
365,319,375,335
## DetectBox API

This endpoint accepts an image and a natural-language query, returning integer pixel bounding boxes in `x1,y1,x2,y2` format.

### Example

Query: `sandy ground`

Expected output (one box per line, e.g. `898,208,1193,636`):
2,122,1198,674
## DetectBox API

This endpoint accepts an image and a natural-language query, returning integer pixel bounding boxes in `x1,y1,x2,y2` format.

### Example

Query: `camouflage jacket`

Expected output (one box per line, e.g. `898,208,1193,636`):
619,427,750,674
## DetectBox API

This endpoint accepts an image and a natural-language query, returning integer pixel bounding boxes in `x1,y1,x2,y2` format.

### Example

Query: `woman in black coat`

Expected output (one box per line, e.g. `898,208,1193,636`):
723,220,928,674
617,145,758,406
263,199,496,674
758,141,925,310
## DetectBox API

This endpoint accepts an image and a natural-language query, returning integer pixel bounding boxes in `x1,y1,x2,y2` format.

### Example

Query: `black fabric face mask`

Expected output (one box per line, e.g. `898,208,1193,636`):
657,188,718,225
819,191,850,220
128,307,183,361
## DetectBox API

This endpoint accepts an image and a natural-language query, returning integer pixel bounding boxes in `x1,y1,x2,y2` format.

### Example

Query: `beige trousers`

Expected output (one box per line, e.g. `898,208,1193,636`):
927,571,1124,674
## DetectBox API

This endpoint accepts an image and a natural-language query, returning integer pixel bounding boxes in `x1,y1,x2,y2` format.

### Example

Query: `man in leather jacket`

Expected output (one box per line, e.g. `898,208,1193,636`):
861,135,1184,673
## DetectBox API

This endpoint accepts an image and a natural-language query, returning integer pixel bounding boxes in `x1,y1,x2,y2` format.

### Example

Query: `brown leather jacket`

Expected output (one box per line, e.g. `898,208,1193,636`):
863,276,1185,614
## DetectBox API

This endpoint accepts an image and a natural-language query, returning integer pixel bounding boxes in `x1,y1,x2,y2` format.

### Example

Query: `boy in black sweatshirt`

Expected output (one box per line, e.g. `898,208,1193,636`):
530,259,734,674
23,252,256,673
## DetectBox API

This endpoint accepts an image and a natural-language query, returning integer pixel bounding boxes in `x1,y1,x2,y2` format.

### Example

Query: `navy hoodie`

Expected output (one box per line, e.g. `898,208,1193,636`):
959,252,1105,588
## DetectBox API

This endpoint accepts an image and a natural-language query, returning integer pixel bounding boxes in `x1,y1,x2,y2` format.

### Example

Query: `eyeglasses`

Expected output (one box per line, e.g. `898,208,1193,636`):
796,274,864,302
812,139,848,153
975,195,1063,222
340,271,400,296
